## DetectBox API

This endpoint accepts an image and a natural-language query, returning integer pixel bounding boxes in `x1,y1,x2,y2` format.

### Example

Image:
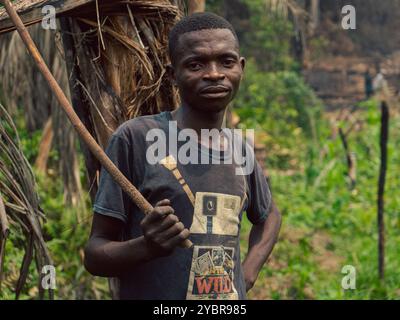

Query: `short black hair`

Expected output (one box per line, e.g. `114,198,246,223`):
168,12,239,65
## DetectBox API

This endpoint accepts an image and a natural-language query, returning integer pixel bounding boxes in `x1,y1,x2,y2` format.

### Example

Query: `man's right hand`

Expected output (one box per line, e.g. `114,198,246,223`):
140,199,190,257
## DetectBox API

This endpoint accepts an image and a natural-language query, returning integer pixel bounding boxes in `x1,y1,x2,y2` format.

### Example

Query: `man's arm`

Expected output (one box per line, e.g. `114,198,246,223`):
242,201,282,292
84,199,190,277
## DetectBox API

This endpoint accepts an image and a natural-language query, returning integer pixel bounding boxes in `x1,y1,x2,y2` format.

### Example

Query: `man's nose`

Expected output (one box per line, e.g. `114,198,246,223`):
203,63,225,81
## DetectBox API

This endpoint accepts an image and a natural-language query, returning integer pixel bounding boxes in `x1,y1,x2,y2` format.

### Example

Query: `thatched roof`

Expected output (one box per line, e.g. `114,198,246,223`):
0,0,90,34
0,0,180,34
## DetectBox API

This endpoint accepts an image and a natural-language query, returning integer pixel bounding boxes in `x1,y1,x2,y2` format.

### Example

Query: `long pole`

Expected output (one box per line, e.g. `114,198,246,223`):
0,0,193,249
377,101,389,280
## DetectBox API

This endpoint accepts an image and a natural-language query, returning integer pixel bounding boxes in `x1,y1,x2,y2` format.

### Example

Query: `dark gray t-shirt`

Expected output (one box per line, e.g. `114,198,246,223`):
93,111,272,300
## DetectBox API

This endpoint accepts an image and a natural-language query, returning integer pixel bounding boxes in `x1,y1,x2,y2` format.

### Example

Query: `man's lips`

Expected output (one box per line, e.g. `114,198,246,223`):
200,85,230,93
199,85,231,98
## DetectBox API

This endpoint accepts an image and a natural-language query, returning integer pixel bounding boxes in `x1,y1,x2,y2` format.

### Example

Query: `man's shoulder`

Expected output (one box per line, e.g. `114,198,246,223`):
112,112,170,143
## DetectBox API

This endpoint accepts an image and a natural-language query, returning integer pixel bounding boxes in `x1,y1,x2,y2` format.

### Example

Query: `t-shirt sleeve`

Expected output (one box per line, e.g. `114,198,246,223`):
93,134,133,223
246,159,273,225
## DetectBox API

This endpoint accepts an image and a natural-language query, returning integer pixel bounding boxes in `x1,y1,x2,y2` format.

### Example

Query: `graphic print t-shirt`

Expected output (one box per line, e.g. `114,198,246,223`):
93,111,272,300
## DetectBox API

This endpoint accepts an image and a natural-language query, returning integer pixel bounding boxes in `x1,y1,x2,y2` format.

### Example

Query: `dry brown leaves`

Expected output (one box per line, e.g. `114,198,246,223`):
0,103,53,299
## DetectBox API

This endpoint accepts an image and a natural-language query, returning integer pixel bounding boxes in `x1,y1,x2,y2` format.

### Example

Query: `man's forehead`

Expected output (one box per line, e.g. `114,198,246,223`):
177,28,239,55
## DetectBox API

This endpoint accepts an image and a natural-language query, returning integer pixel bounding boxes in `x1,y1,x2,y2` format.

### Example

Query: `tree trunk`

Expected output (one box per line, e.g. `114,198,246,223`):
51,30,83,208
1,24,84,207
60,17,101,201
0,26,52,133
34,117,54,174
306,0,319,35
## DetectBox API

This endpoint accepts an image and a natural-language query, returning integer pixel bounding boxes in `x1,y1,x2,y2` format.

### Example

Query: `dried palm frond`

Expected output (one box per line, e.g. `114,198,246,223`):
59,1,181,148
0,22,83,207
0,103,53,299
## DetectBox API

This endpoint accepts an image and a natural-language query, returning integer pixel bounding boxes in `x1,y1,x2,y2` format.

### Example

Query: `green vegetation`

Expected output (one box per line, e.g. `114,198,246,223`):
1,1,399,300
4,68,397,300
0,122,110,300
240,94,400,299
225,0,399,299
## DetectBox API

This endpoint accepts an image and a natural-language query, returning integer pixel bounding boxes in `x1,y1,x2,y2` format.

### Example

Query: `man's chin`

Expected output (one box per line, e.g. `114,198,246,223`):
195,98,230,113
195,103,228,114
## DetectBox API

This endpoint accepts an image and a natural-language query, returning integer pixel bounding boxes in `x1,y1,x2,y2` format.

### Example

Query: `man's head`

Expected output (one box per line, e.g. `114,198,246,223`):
168,12,245,113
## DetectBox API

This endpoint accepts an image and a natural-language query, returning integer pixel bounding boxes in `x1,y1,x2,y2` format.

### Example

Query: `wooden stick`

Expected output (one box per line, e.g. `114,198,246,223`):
0,193,9,238
377,101,389,280
0,0,193,249
338,127,356,189
0,192,9,291
0,193,10,292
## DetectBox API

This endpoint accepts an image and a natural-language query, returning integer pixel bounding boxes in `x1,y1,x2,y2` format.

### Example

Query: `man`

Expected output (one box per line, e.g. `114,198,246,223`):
364,68,373,99
84,12,282,300
373,67,388,94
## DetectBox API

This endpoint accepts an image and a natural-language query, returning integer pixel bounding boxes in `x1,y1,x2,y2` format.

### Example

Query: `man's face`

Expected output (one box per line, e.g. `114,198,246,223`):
170,28,245,113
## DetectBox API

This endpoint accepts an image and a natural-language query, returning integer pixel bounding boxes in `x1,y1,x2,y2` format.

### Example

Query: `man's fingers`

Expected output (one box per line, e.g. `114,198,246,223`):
158,214,180,232
144,205,174,223
154,205,175,217
159,221,185,241
140,198,190,254
155,199,170,207
164,228,190,248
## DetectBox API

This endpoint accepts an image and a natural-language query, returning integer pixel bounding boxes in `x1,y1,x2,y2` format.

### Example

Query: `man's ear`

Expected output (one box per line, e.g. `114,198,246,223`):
166,64,177,86
239,57,246,72
239,57,246,81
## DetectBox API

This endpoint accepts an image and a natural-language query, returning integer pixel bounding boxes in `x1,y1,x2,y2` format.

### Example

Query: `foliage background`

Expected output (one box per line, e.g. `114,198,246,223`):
0,0,399,299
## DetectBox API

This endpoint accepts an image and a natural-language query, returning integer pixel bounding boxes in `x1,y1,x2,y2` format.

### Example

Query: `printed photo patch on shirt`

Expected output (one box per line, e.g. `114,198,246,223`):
186,245,238,300
190,192,241,236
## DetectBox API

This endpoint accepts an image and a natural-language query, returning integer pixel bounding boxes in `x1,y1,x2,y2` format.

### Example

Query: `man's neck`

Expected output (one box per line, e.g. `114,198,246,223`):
170,103,227,136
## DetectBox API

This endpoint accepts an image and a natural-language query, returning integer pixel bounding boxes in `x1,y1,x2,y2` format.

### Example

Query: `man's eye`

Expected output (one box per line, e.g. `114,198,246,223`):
188,63,202,71
222,59,235,67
